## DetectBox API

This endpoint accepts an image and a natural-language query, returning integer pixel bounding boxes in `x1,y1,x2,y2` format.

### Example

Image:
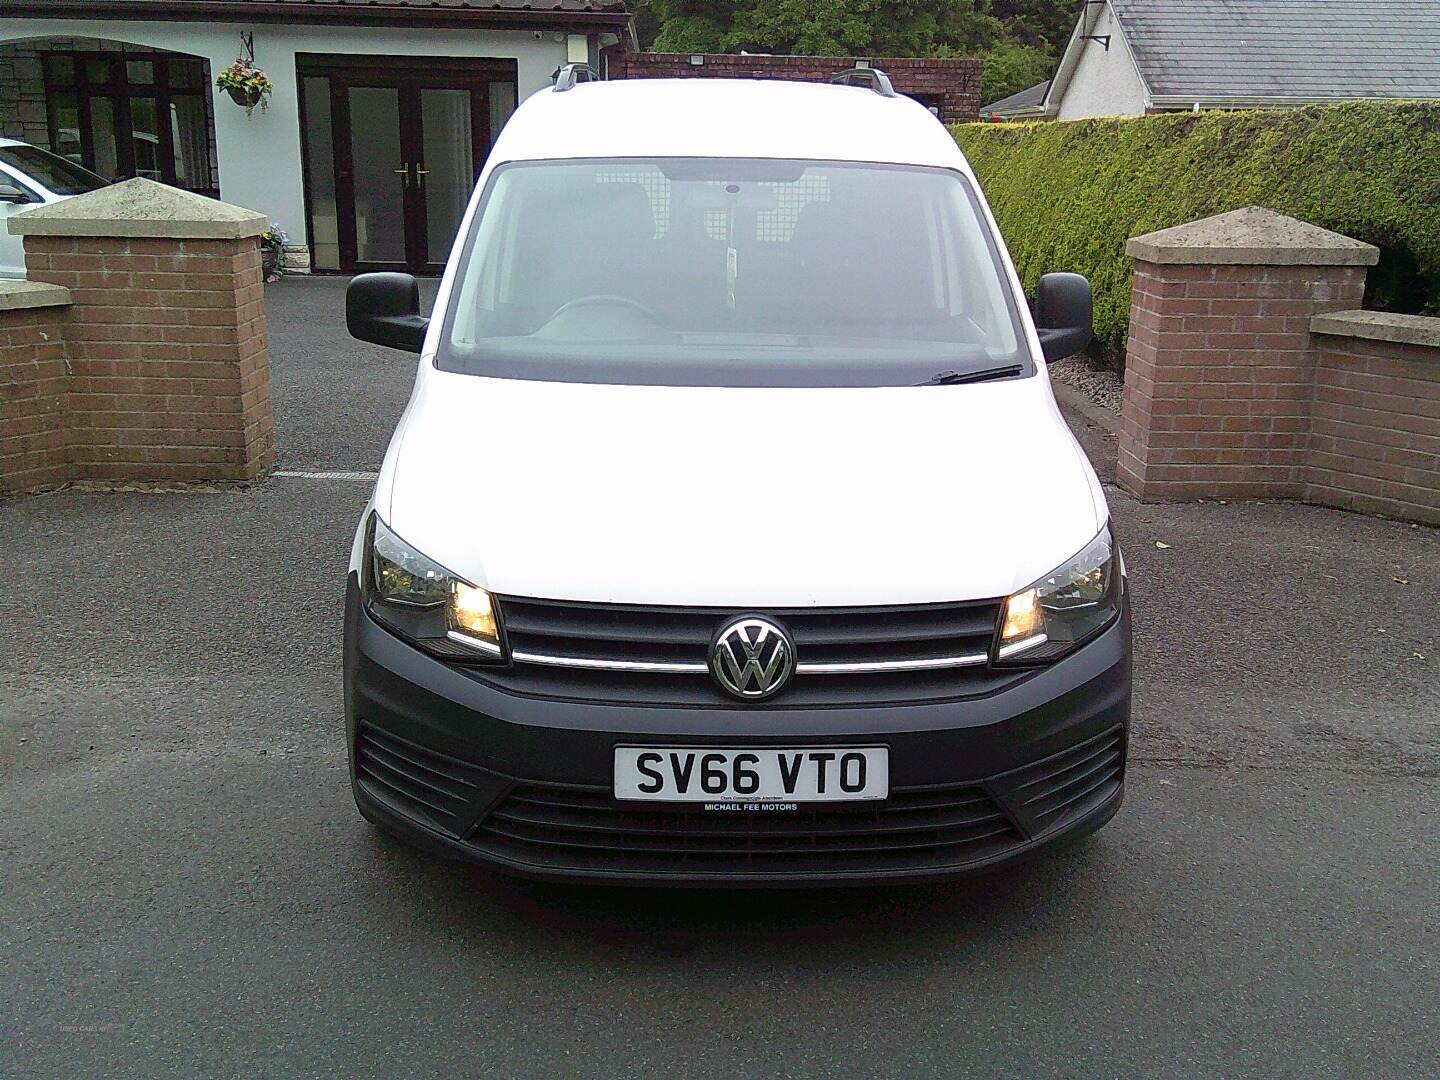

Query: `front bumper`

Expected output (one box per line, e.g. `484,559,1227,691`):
343,576,1132,886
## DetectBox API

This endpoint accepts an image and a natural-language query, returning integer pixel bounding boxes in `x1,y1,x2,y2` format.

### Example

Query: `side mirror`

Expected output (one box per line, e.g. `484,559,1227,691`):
0,183,33,204
346,272,429,353
1033,272,1093,363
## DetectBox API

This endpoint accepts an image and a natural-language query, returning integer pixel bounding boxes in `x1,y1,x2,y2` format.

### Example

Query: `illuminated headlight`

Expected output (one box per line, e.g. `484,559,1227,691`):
363,515,503,660
996,525,1122,664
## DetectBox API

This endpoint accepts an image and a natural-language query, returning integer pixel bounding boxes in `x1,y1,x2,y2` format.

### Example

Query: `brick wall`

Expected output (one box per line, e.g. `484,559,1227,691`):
1308,324,1440,523
1120,261,1365,501
21,235,271,485
2,178,273,494
607,53,982,124
1117,208,1440,525
0,291,72,492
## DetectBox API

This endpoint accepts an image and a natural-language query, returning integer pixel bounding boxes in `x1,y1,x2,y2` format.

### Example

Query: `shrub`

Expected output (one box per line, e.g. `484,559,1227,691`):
952,102,1440,365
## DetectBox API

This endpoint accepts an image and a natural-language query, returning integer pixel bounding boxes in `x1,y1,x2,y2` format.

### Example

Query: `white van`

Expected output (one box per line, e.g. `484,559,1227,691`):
343,68,1130,886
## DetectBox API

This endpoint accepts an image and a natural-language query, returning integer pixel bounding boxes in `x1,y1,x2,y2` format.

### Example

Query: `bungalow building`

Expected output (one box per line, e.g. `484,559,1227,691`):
986,0,1440,122
0,0,633,273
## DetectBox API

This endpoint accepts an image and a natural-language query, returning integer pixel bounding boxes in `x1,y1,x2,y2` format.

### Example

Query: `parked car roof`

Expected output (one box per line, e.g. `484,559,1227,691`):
492,78,973,173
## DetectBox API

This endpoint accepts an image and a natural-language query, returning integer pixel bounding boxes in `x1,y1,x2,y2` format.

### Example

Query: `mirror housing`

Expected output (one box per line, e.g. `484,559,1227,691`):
346,272,429,353
1033,272,1093,363
0,183,33,204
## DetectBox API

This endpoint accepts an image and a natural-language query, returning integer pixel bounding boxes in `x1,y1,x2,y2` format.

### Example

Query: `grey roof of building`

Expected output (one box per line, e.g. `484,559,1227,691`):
1112,0,1440,101
980,79,1050,116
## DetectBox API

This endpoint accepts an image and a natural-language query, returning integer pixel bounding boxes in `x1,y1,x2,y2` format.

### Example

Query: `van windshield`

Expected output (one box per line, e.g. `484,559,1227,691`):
439,158,1028,387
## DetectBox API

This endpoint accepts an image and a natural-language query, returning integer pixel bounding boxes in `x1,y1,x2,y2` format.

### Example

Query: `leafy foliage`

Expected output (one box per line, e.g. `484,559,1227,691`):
952,102,1440,364
631,0,1074,103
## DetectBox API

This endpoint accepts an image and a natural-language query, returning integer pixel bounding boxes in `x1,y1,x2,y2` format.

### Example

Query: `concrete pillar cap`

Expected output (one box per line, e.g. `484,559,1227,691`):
7,177,267,240
1126,206,1379,267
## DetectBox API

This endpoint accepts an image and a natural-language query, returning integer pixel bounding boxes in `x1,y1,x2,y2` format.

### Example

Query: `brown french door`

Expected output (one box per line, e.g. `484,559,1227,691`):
298,56,517,273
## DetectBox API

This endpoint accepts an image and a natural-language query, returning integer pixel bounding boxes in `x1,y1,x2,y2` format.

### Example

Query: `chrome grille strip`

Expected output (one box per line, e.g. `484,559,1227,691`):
796,654,989,674
510,650,709,674
509,651,990,675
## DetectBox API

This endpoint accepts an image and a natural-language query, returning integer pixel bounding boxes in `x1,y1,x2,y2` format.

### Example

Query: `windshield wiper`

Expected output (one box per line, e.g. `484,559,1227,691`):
916,364,1023,386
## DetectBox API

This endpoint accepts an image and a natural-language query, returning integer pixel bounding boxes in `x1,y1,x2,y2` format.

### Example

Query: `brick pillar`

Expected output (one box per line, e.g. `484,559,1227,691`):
10,177,273,485
1117,207,1376,502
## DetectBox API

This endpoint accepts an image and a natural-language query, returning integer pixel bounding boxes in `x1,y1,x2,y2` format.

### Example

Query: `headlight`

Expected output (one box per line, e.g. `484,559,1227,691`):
995,525,1122,664
362,515,504,661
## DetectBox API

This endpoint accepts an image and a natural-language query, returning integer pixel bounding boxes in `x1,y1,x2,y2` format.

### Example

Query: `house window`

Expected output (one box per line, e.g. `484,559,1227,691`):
42,51,218,198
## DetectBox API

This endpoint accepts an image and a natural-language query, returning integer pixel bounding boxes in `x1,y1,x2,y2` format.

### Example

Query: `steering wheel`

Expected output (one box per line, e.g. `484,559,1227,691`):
547,294,664,325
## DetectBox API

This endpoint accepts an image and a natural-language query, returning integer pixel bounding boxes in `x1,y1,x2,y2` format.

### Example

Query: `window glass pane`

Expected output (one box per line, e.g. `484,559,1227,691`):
45,55,75,86
86,58,111,84
488,81,516,148
169,96,212,191
445,160,1025,388
0,145,107,196
301,76,339,270
347,86,405,263
129,97,161,179
126,60,154,85
47,92,82,163
168,58,202,89
90,97,120,179
421,88,473,263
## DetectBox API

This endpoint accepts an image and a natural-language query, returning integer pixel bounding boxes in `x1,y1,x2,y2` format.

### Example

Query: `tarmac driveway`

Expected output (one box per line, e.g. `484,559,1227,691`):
2,277,1436,1078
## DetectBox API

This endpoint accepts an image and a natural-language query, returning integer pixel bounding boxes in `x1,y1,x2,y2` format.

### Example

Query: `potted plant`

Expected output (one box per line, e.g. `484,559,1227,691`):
261,221,288,282
216,57,273,116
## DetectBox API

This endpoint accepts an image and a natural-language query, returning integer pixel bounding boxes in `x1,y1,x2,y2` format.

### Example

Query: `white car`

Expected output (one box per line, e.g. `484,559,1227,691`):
342,67,1130,886
0,138,108,278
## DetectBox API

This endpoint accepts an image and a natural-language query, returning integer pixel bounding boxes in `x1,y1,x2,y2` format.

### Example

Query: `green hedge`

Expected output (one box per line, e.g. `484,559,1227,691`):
951,102,1440,364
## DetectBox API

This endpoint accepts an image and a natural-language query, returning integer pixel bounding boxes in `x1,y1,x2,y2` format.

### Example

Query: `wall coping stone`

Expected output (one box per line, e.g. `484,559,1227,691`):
8,177,266,240
1126,206,1379,267
0,279,71,310
1311,309,1440,349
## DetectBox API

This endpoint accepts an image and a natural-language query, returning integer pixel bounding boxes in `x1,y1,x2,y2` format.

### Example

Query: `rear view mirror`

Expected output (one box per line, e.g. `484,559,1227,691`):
0,183,32,204
1033,272,1093,363
346,272,429,353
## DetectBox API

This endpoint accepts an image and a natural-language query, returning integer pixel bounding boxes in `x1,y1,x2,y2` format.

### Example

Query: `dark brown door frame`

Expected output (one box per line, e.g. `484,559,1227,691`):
41,51,218,197
296,54,516,274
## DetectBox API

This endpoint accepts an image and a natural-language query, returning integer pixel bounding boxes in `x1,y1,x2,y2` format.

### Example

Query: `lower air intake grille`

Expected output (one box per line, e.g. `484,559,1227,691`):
996,726,1126,837
467,783,1025,876
355,722,491,837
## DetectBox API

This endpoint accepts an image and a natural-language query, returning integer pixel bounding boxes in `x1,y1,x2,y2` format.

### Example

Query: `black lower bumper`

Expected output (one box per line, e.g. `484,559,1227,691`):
343,577,1132,887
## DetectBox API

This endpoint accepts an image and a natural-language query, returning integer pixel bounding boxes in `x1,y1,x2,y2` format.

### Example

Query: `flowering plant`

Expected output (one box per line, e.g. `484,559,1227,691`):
261,221,288,281
260,221,289,252
216,57,273,116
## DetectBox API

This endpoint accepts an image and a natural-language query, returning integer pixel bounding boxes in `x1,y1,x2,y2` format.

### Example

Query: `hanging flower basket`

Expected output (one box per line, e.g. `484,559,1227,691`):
216,57,273,117
226,85,264,110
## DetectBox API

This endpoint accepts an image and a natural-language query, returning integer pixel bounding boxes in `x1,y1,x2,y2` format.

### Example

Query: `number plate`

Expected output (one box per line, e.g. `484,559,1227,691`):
614,746,888,804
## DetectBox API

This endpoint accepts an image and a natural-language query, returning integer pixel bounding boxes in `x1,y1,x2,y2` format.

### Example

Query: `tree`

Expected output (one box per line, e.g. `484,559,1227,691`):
980,38,1056,102
628,0,1078,107
724,0,1006,57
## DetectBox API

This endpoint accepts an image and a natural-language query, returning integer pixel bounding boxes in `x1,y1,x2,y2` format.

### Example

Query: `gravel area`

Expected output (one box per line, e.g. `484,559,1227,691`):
1048,354,1124,414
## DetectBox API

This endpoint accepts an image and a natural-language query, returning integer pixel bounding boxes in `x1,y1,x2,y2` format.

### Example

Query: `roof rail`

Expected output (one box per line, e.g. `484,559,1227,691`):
828,64,896,98
552,63,599,92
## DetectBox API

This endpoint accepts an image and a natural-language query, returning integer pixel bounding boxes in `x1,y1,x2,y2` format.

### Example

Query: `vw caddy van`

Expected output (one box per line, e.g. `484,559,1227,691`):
343,67,1131,885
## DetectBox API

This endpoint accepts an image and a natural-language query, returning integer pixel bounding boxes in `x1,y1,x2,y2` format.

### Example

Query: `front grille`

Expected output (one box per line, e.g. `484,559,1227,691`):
355,723,492,837
468,782,1024,876
474,596,1025,706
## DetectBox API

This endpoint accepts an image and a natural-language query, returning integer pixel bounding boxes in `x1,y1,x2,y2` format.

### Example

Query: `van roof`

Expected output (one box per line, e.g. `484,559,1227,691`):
491,78,974,174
